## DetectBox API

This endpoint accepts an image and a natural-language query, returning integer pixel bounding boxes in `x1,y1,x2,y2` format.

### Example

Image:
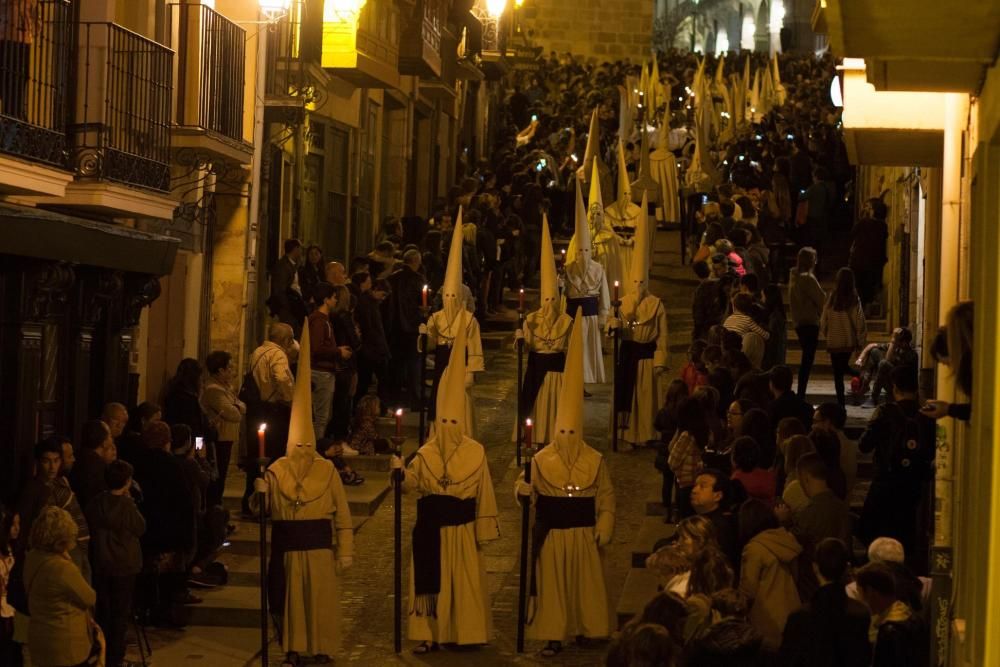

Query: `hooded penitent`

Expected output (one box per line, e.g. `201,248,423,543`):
574,175,592,263
587,158,605,233
286,317,318,472
577,108,611,203
553,308,585,460
629,191,651,298
539,213,560,320
615,139,632,209
434,311,468,460
442,206,465,319
630,126,661,206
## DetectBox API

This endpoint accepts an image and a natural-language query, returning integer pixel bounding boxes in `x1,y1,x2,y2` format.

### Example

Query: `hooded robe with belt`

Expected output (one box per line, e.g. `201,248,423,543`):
402,437,499,644
617,293,669,445
563,260,610,384
514,310,573,446
519,441,615,641
424,309,484,437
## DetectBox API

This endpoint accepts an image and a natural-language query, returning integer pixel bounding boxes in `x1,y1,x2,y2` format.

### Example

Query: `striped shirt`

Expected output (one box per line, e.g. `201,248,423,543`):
724,312,770,340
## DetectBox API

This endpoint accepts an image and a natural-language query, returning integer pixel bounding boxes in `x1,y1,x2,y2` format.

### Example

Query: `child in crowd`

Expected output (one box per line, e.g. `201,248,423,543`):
349,395,391,456
0,504,20,666
680,340,710,393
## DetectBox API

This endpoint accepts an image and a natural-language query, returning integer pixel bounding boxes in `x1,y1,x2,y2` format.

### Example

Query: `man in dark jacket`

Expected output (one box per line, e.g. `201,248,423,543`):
849,198,890,308
268,238,308,336
690,470,740,570
768,365,814,429
355,279,392,410
691,261,721,340
70,419,117,509
387,249,426,409
856,562,929,667
86,460,146,667
779,538,871,667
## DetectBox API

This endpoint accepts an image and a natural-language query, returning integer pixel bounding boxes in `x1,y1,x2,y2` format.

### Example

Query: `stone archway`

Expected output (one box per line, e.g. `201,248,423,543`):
755,0,770,52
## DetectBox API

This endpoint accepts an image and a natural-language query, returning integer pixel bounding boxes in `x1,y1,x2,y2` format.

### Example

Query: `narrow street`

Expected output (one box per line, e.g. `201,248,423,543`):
139,230,691,666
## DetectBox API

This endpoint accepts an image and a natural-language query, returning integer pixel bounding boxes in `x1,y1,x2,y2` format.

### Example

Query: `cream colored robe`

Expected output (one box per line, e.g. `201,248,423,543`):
518,442,615,641
263,455,354,656
619,293,669,445
604,200,640,282
514,310,573,445
567,219,628,289
563,261,610,384
649,148,681,225
425,309,484,437
403,438,500,645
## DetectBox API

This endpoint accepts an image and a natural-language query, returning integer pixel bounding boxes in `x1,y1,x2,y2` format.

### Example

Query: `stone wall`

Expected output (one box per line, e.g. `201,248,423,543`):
523,0,654,63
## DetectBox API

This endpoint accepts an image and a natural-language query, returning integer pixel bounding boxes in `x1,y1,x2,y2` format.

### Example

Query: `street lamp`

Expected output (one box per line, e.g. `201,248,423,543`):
325,0,369,21
486,0,506,18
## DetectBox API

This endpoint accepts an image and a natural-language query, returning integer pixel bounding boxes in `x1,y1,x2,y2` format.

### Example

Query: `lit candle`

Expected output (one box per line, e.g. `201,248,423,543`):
561,249,566,262
422,284,428,308
395,408,403,438
613,280,619,302
257,423,267,459
525,418,533,448
519,288,525,311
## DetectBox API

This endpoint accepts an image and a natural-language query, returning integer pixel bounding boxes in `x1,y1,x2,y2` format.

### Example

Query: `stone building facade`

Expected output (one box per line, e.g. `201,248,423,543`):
523,0,655,62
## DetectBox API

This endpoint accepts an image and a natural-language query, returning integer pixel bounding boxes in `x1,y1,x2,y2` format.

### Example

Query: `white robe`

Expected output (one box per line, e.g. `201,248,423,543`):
517,441,615,641
563,261,610,384
618,293,669,445
403,438,500,644
425,309,484,438
649,148,681,225
513,310,573,445
604,200,640,283
260,455,354,656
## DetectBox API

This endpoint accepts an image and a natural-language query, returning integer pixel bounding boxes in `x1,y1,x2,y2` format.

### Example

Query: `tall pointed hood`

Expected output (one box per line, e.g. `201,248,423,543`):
629,191,650,298
573,177,592,261
442,206,465,317
631,126,660,205
577,108,602,182
649,58,662,114
539,213,560,312
615,139,632,208
588,158,604,214
434,312,467,453
286,318,317,457
553,308,585,456
714,54,726,90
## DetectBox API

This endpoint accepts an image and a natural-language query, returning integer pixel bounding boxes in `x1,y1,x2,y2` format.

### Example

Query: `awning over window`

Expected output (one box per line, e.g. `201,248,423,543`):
0,202,180,276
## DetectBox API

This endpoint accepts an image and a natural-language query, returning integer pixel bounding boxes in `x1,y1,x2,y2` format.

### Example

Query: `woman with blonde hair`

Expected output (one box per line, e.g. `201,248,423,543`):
779,435,816,512
646,516,721,596
924,301,974,420
820,267,866,406
24,506,98,667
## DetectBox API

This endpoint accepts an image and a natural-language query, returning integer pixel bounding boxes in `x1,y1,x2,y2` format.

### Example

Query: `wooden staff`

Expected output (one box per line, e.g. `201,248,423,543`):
392,411,405,654
516,418,534,653
256,424,270,667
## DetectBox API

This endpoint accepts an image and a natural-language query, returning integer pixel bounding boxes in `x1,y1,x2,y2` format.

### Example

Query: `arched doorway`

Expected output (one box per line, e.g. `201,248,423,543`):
755,0,770,53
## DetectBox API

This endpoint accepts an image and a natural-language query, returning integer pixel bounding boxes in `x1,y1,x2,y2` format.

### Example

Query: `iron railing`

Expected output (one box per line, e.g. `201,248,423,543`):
0,0,73,167
71,22,173,192
175,4,245,142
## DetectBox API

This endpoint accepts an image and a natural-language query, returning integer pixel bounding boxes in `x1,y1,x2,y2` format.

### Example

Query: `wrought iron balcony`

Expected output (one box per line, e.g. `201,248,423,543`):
174,4,246,145
0,0,73,168
399,0,443,78
70,23,174,193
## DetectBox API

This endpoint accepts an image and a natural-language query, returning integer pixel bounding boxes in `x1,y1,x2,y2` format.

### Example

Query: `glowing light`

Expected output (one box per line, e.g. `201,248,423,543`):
485,0,506,18
514,0,524,7
259,0,291,18
769,0,785,32
741,15,756,50
323,0,367,20
715,28,729,54
830,75,843,107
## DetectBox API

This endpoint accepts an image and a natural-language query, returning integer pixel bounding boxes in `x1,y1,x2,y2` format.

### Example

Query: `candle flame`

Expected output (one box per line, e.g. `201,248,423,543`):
422,285,428,290
258,423,267,432
395,408,403,417
614,280,619,287
525,418,532,427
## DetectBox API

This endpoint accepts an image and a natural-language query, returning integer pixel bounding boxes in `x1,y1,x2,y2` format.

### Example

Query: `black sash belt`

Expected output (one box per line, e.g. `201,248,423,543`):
519,351,566,418
615,340,656,414
530,495,596,597
412,494,477,617
268,519,333,615
566,295,599,317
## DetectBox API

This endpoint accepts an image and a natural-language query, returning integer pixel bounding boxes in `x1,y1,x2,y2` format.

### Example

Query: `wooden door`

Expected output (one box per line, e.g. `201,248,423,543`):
145,251,188,404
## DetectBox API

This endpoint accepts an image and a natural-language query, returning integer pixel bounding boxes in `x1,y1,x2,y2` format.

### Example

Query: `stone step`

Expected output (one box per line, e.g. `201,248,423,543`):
615,567,661,629
185,579,263,628
632,517,676,568
645,486,665,517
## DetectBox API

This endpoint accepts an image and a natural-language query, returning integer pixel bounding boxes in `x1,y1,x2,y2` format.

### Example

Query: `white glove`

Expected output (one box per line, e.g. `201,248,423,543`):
515,480,532,498
465,372,474,388
595,529,610,547
337,555,353,573
418,323,428,335
390,455,404,470
607,317,621,331
253,477,270,494
514,328,525,341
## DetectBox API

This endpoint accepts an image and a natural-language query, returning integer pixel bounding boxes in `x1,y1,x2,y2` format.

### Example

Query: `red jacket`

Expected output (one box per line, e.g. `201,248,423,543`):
308,310,342,373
